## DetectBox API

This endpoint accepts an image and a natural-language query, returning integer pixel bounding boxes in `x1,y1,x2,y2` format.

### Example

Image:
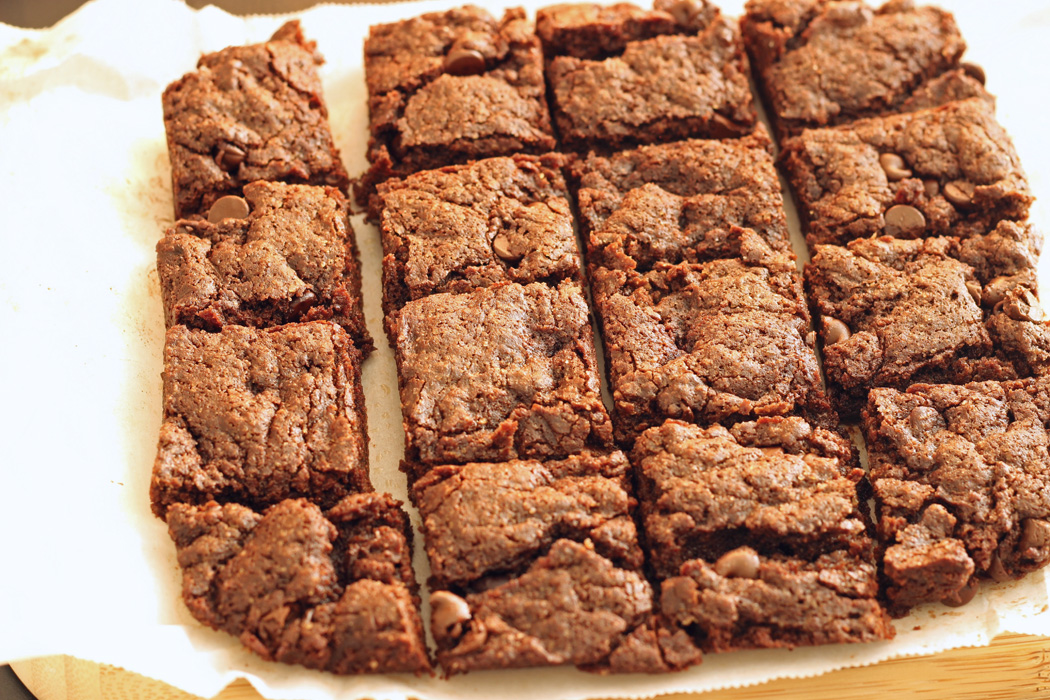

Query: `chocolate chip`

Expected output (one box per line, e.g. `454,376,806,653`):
884,204,926,237
713,547,760,579
430,590,472,638
943,180,976,208
207,195,250,223
987,552,1011,582
983,277,1013,307
879,153,912,181
444,49,486,76
216,143,246,171
961,62,986,86
965,281,982,306
1020,519,1050,552
940,577,978,607
923,180,939,198
823,316,850,345
908,406,942,437
290,290,316,317
491,233,521,262
1005,289,1045,323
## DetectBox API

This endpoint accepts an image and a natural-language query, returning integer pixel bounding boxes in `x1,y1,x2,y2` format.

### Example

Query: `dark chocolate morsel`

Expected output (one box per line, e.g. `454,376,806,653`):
884,204,925,237
207,195,250,223
444,49,486,76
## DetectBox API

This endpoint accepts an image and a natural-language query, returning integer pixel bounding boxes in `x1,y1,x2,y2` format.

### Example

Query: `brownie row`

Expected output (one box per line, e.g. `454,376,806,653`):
153,22,431,675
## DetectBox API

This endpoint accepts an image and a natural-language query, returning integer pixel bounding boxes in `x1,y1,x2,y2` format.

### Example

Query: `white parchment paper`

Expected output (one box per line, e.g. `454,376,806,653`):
0,0,1048,698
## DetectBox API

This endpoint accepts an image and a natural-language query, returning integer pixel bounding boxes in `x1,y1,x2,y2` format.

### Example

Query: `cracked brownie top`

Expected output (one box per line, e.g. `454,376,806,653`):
162,21,349,219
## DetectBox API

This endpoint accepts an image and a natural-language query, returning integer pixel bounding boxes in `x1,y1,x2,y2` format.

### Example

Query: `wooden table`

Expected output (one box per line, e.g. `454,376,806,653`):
12,634,1050,700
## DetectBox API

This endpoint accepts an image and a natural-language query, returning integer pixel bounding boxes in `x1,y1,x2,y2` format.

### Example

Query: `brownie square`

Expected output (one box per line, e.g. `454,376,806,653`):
864,379,1050,614
805,234,1050,418
376,154,580,338
660,548,894,652
741,0,992,139
167,494,431,674
591,228,834,443
150,322,371,517
633,418,866,579
779,99,1032,248
541,0,756,151
394,280,613,468
429,540,701,674
157,181,372,355
162,21,349,220
360,6,556,204
412,451,641,588
569,131,792,266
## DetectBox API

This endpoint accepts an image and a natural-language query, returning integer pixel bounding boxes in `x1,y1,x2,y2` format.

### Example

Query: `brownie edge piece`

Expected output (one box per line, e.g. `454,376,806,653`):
167,494,431,674
863,380,1050,614
162,21,350,219
395,281,613,468
151,322,371,517
157,181,372,355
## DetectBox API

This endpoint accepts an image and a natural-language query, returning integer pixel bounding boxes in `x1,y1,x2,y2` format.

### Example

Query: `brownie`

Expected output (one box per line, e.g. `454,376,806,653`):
741,0,992,139
805,235,1050,417
162,21,349,220
360,6,556,205
394,280,613,469
412,451,640,588
376,154,580,338
150,322,371,517
779,98,1032,248
541,0,756,151
591,228,834,443
569,131,792,266
429,540,702,674
167,494,431,674
157,181,372,355
864,379,1050,614
633,418,867,579
661,548,895,652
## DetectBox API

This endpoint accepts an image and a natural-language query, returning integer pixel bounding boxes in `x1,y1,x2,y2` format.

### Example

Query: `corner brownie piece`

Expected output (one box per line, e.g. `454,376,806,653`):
742,0,991,139
376,154,579,339
633,418,867,579
162,21,349,220
864,380,1050,614
151,322,370,517
157,181,372,354
805,235,1050,417
394,280,613,469
541,0,756,151
779,98,1032,248
569,131,792,265
360,6,556,204
412,451,640,588
167,494,431,674
429,540,702,674
591,228,834,443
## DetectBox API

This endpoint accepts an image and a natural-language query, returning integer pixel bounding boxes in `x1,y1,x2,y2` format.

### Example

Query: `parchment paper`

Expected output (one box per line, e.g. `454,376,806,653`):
0,0,1048,698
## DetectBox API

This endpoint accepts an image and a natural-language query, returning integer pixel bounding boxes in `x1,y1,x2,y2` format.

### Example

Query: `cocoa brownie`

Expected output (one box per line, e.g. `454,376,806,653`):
633,418,867,580
151,322,371,517
741,0,992,139
864,379,1050,614
661,548,895,652
805,235,1050,418
360,6,556,205
162,21,349,220
541,0,755,152
412,451,640,588
167,494,431,674
376,154,579,339
591,228,834,443
157,181,372,355
429,540,702,674
569,131,792,266
779,98,1032,248
394,280,613,469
